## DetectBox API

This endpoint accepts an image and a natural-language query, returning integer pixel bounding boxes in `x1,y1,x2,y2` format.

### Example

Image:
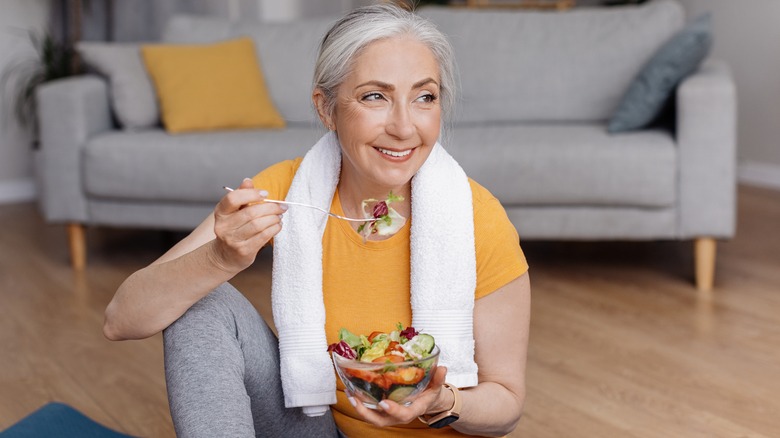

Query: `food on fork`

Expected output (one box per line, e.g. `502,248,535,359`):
356,191,407,241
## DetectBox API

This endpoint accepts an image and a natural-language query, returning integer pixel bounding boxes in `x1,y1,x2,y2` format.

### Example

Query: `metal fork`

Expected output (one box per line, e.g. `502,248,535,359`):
223,186,370,222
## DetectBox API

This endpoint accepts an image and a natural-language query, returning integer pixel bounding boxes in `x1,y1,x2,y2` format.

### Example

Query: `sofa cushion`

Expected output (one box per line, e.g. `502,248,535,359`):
83,128,323,203
162,15,333,125
608,13,713,133
76,42,159,129
421,0,684,123
85,125,676,209
446,124,677,208
141,37,285,133
232,19,335,125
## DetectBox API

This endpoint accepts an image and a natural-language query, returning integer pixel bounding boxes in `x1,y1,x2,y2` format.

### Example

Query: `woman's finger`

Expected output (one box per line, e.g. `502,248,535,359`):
216,179,267,215
216,205,282,245
351,397,421,427
209,179,285,272
347,366,450,428
233,211,283,242
238,177,254,189
427,366,447,390
216,190,266,215
233,201,286,226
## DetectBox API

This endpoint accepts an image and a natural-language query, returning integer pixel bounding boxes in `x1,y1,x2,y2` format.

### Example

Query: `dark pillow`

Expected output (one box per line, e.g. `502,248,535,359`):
607,13,713,133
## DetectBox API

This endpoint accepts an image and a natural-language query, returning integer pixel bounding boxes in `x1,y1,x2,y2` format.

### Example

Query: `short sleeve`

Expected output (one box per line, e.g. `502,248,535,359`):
470,180,529,299
250,157,302,201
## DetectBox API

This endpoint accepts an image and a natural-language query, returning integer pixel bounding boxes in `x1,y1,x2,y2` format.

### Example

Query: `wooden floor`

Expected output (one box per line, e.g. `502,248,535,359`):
1,185,779,437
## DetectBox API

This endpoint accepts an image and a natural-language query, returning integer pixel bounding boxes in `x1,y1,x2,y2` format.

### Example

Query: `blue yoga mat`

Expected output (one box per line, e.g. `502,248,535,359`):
0,402,136,438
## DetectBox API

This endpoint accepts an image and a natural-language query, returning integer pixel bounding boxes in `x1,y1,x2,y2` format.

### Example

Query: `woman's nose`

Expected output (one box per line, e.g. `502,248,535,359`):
385,103,415,140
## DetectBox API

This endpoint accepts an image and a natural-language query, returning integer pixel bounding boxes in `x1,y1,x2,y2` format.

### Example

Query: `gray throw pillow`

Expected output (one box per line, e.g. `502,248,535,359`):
77,42,159,129
607,13,713,133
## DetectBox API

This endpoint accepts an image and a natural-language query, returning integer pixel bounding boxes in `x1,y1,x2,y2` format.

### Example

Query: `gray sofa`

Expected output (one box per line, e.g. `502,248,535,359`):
35,0,736,290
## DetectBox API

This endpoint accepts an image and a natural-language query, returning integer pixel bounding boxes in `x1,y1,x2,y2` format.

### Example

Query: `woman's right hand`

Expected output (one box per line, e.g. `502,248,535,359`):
209,178,287,274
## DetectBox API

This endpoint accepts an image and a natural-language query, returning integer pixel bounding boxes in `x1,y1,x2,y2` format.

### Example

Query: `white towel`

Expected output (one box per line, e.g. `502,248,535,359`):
410,139,479,389
272,131,478,416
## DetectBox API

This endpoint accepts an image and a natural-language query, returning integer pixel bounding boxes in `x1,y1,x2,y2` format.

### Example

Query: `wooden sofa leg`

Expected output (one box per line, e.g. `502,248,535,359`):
694,237,716,291
68,223,86,270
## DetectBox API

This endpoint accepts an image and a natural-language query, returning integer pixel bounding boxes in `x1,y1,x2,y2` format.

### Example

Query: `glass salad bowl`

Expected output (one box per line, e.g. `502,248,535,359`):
332,345,440,409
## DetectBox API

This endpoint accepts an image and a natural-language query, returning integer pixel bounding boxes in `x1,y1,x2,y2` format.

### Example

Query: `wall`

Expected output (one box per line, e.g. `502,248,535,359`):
261,0,351,22
678,0,780,189
0,0,49,203
70,0,348,43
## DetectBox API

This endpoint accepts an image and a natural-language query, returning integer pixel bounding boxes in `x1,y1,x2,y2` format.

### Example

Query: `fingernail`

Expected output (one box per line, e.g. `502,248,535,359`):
378,401,389,411
279,204,288,211
243,177,252,182
347,396,356,408
278,215,284,220
258,190,268,197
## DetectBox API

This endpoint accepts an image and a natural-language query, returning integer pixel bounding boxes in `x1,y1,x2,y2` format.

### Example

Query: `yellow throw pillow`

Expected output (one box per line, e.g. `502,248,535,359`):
141,37,285,133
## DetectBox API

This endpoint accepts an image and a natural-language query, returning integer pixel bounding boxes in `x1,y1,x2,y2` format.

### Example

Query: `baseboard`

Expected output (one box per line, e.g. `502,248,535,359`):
0,178,37,204
738,161,780,191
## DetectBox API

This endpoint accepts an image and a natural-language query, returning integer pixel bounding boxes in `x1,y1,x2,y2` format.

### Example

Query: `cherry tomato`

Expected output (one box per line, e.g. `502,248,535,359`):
367,331,385,342
385,341,404,354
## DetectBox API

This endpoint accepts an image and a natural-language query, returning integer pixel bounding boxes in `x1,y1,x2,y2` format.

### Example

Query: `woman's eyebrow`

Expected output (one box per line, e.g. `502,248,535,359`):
355,78,439,91
413,78,439,89
355,80,394,90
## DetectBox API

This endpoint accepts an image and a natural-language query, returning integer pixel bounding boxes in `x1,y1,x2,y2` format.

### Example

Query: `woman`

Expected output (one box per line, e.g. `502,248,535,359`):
104,4,530,437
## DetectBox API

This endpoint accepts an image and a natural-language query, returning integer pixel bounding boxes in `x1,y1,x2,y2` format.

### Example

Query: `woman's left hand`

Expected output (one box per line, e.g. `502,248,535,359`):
347,366,450,427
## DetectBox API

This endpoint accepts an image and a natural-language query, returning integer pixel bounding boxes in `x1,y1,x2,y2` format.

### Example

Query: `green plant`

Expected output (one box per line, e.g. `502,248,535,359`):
2,0,93,148
1,31,82,148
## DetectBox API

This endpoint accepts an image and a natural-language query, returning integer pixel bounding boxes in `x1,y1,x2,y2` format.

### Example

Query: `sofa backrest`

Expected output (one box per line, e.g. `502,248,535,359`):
421,0,684,123
163,0,684,125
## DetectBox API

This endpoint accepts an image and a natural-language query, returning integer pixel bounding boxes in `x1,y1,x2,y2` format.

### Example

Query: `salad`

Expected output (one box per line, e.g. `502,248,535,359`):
328,324,438,406
356,192,407,241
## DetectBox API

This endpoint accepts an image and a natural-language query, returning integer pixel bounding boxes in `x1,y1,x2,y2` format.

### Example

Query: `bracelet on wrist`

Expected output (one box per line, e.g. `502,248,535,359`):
418,383,462,429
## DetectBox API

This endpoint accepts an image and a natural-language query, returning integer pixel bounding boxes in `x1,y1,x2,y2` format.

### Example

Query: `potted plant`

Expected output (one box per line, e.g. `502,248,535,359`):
1,0,92,148
1,32,81,148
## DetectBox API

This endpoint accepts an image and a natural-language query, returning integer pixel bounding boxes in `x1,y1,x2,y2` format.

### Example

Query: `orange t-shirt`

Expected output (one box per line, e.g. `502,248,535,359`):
252,158,528,437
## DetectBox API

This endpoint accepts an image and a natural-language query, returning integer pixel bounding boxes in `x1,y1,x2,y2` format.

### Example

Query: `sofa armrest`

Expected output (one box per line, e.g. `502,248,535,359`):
35,75,113,223
676,58,737,239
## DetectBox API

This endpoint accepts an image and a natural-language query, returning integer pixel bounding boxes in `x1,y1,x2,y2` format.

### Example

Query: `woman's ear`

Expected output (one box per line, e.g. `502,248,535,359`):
312,89,334,130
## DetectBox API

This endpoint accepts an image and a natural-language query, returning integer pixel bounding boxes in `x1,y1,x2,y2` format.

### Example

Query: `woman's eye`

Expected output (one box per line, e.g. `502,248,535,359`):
362,92,384,102
416,93,438,103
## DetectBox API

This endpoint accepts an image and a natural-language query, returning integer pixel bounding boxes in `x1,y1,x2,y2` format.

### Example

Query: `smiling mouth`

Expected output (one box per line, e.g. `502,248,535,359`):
376,147,413,158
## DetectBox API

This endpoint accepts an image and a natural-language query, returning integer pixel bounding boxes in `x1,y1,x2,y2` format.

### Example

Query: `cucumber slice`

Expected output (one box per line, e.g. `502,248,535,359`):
387,386,417,402
412,334,435,356
418,356,436,372
350,376,384,403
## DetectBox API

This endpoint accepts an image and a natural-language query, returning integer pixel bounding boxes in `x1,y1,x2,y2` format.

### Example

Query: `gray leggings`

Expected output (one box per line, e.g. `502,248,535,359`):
163,283,340,438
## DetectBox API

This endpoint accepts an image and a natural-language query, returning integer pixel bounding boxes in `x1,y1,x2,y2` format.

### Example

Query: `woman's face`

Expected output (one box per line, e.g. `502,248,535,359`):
324,36,442,192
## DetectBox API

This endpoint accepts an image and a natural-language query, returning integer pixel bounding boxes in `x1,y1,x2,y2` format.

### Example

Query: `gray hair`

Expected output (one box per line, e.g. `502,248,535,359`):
313,3,456,126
